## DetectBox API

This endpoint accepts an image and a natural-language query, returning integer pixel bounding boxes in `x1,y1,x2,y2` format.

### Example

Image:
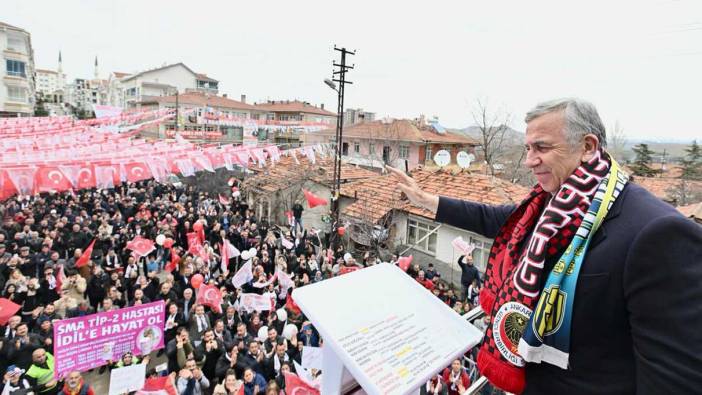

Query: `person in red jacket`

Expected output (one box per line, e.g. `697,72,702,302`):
61,371,95,395
441,359,470,395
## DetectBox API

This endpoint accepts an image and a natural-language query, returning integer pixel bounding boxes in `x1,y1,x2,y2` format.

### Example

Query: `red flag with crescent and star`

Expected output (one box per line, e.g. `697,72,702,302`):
196,284,223,313
75,238,96,268
126,236,156,257
0,298,21,325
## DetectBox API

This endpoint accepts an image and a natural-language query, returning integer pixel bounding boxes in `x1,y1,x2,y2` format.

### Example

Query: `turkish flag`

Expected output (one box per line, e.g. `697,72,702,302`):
136,375,177,395
126,236,156,257
303,189,327,208
398,255,413,272
287,290,302,316
75,239,96,268
339,266,360,276
196,284,223,313
283,372,320,395
35,166,73,193
124,161,153,182
0,298,21,325
166,250,180,272
187,232,199,250
218,194,230,205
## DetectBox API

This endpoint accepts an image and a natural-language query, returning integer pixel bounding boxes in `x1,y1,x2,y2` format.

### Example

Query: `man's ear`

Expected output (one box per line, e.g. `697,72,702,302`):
581,134,600,162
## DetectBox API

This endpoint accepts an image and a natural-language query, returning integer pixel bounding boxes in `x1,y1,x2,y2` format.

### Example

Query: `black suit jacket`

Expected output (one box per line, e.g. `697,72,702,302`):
436,183,702,394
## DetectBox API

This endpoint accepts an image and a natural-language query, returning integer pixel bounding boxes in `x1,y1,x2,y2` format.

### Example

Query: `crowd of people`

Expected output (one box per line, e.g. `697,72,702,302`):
0,178,485,395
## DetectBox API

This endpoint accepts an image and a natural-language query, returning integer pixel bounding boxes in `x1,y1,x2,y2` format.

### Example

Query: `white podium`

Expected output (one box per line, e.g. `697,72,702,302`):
293,263,483,395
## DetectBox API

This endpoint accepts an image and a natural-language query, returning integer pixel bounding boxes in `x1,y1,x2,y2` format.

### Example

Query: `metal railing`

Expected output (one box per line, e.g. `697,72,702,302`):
462,305,492,395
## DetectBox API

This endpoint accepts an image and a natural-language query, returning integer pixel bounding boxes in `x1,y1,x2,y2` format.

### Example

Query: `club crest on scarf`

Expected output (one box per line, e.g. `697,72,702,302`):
493,302,532,367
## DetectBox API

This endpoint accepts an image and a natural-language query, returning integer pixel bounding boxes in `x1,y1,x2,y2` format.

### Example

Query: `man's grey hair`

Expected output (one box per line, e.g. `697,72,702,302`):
525,98,607,148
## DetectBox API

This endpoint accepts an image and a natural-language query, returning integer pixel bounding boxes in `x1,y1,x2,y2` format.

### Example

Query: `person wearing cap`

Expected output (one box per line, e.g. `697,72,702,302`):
25,348,56,394
1,365,31,394
59,370,94,395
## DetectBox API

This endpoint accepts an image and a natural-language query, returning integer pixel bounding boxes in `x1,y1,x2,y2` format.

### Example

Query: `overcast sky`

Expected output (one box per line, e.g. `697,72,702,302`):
6,0,702,141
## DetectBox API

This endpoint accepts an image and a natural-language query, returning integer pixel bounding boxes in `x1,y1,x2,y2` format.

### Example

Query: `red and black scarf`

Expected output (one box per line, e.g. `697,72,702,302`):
476,151,611,393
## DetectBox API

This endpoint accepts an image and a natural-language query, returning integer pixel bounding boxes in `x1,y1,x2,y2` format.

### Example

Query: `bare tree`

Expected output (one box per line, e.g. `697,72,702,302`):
471,98,513,176
666,179,702,207
608,121,629,163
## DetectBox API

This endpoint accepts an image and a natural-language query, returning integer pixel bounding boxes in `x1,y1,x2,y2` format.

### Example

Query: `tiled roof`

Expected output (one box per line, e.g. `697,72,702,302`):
113,72,131,79
312,119,478,145
340,169,529,223
36,69,58,74
151,92,259,111
678,202,702,222
254,100,336,117
631,176,702,203
243,155,378,194
195,73,218,82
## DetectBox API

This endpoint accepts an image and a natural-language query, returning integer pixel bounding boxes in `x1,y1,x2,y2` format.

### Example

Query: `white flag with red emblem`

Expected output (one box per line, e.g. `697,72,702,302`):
276,269,295,298
126,236,156,257
231,259,253,288
220,239,240,273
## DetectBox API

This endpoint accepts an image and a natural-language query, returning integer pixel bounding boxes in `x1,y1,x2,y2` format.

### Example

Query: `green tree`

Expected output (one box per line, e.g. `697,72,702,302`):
630,143,660,177
680,140,702,181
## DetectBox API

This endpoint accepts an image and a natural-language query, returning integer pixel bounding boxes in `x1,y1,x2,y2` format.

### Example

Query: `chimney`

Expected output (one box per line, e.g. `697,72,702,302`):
240,94,246,103
320,103,324,110
222,93,227,98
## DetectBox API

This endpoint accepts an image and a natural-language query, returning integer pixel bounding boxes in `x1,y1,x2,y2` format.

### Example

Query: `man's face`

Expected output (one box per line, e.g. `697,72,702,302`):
67,372,81,388
244,370,254,383
237,324,246,336
524,111,585,193
268,329,277,342
203,331,214,342
184,289,193,300
276,343,286,357
215,322,224,332
185,360,196,371
16,324,27,336
33,349,47,364
195,306,204,316
249,342,260,355
452,360,462,372
45,304,55,314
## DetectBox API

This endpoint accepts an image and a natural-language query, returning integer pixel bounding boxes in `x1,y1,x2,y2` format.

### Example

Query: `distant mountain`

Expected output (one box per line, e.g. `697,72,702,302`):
449,125,524,144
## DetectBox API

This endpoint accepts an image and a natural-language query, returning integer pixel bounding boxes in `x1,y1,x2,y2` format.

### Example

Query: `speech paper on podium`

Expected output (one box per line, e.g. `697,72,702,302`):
293,263,483,395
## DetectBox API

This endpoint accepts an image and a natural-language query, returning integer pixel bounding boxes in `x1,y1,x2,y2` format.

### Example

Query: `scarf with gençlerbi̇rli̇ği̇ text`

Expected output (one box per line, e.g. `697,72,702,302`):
476,150,628,394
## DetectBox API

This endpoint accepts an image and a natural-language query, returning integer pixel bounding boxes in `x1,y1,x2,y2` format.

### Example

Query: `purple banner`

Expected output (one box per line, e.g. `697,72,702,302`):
53,301,165,379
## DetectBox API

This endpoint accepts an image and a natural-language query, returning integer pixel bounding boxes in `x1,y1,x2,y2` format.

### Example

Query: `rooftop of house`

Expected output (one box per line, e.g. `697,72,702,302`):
121,62,218,83
195,73,218,83
36,69,58,74
148,91,258,111
678,202,702,223
630,175,702,204
311,119,479,145
253,100,336,117
340,169,528,223
243,155,379,194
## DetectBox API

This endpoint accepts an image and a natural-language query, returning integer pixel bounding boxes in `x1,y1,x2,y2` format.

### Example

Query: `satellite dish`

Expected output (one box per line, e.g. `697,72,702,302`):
433,150,451,167
456,151,475,169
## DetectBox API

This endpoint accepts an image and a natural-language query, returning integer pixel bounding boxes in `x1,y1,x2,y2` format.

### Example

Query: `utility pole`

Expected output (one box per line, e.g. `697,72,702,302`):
328,46,355,252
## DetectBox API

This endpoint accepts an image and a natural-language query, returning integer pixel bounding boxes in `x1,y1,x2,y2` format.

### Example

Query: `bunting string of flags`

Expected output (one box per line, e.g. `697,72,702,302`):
0,109,335,201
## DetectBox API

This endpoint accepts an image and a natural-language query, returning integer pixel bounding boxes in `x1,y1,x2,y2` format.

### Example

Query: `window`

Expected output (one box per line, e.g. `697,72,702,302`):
466,235,493,272
425,145,432,162
125,87,137,97
6,60,26,77
7,36,24,52
399,145,409,159
369,143,375,155
382,146,391,163
7,86,27,102
354,142,360,154
407,218,438,254
342,142,349,156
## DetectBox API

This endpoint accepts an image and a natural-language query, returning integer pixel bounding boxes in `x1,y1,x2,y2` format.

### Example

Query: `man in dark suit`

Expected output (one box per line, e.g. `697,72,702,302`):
390,98,702,394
